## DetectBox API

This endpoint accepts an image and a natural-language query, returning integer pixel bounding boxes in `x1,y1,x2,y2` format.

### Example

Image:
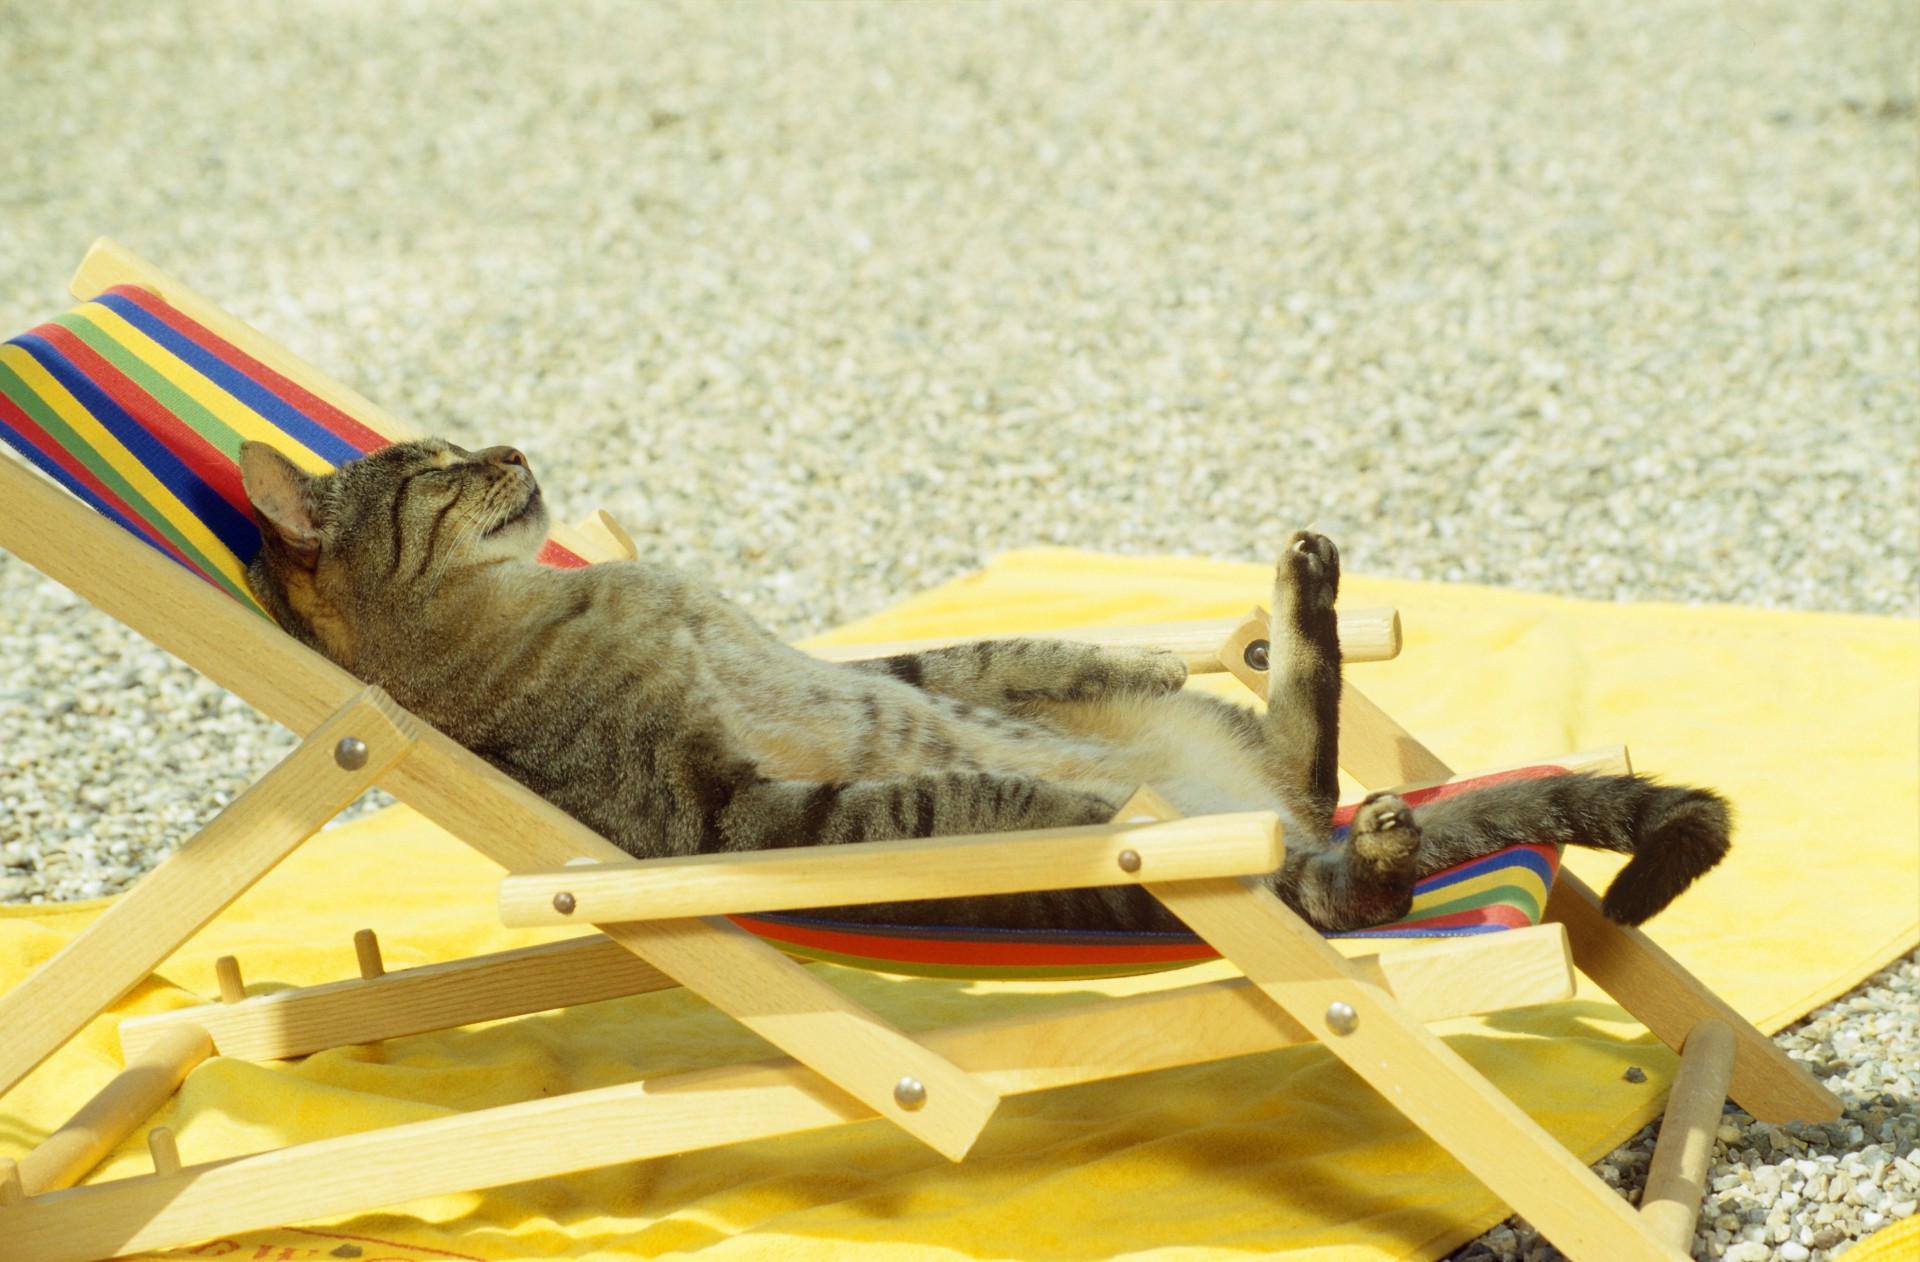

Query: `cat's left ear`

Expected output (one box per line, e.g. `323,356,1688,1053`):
239,442,327,567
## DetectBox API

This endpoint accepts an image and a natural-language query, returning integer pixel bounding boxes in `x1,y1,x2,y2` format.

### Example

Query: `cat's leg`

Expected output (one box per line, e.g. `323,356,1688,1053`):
1254,531,1422,929
851,639,1187,712
1259,530,1343,822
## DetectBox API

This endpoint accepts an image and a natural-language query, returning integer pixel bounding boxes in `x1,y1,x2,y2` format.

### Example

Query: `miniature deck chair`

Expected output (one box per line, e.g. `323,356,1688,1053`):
0,240,1841,1262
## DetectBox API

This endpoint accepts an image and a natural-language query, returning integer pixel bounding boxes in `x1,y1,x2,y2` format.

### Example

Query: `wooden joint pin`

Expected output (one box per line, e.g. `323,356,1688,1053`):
147,1126,181,1177
0,1156,22,1207
353,928,385,980
214,955,246,1004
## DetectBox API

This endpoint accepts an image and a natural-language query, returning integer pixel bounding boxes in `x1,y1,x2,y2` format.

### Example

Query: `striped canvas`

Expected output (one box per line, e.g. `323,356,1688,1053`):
0,283,1563,980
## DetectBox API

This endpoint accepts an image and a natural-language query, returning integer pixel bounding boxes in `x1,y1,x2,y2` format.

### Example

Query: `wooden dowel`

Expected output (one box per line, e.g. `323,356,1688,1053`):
500,811,1283,927
1639,1018,1738,1253
0,1156,22,1206
145,1127,180,1177
214,956,246,1005
17,1024,213,1197
353,929,385,980
809,605,1403,673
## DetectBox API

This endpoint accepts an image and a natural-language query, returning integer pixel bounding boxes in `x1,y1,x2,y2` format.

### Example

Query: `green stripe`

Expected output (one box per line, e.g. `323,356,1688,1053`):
54,311,246,458
1402,883,1544,924
0,358,260,611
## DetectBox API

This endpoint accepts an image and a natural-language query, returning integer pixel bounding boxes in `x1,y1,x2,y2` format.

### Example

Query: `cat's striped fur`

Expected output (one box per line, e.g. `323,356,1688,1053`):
239,438,1731,933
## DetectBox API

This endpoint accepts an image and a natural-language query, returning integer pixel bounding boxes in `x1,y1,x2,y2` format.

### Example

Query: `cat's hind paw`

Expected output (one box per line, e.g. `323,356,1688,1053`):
1349,790,1419,878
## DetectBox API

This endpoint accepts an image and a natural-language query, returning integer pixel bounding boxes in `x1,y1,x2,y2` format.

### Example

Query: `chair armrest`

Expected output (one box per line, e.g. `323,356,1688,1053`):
805,605,1401,674
499,811,1283,926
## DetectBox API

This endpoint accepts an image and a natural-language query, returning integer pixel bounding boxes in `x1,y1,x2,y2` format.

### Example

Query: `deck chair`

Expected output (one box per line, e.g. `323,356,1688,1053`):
0,240,1841,1262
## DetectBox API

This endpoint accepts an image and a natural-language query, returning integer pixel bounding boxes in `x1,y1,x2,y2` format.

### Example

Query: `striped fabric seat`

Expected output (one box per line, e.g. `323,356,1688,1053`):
0,283,1562,980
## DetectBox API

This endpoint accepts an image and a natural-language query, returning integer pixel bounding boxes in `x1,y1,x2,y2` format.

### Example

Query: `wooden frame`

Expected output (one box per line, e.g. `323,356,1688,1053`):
0,240,1840,1262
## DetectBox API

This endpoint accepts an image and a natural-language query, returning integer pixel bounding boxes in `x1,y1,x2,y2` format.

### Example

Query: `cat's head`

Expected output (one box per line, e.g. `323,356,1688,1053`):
238,437,549,661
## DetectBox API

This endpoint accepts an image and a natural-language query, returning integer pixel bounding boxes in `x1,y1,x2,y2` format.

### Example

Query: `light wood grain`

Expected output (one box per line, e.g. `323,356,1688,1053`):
144,1128,180,1178
570,509,638,561
19,1025,212,1197
1545,871,1842,1125
0,689,415,1100
501,812,1283,927
213,957,245,1005
1640,1019,1738,1253
0,931,1576,1262
118,935,679,1063
352,929,385,980
811,605,1402,674
1149,874,1687,1262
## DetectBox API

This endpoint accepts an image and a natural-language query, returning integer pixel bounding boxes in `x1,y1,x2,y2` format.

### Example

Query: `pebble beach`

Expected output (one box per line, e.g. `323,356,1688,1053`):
0,3,1913,1259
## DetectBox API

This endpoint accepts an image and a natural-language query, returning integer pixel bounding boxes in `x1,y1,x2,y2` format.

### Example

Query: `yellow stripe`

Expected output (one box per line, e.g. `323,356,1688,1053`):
1408,866,1549,913
0,343,256,599
75,302,335,474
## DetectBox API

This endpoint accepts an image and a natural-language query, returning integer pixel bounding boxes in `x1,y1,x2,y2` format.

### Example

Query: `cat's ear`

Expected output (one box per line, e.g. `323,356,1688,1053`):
239,442,326,567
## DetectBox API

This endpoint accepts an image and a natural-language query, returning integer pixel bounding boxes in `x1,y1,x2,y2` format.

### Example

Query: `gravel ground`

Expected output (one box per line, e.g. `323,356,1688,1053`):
0,2,1913,1259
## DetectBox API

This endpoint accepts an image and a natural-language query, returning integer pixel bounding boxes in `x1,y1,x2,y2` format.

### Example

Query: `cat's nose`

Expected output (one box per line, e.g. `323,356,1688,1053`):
483,446,529,469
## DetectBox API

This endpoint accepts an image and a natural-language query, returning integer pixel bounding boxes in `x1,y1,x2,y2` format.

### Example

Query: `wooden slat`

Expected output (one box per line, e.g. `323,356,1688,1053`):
118,935,682,1064
810,605,1402,674
0,929,1576,1262
0,688,416,1100
500,811,1283,927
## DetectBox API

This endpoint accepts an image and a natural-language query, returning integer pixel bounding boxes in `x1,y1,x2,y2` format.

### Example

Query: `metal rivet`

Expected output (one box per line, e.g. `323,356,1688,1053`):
893,1076,927,1111
552,891,577,915
1116,849,1142,874
1243,639,1270,672
333,737,369,770
1325,1001,1359,1036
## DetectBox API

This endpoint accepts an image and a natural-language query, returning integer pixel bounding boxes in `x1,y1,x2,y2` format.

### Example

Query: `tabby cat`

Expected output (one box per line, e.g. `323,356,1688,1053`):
238,438,1731,934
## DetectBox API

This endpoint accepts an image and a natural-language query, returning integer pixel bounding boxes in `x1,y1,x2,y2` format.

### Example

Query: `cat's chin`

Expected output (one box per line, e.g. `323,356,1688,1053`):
485,487,548,543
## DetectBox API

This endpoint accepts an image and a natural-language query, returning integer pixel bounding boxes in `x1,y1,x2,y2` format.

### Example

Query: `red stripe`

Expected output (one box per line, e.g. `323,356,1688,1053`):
0,389,200,571
104,286,393,454
107,287,593,570
35,323,252,518
1332,764,1568,828
732,917,1218,968
1354,905,1534,935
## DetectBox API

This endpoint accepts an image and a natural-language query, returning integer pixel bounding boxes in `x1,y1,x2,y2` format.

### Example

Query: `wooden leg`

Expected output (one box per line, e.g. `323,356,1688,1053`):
1150,874,1688,1262
1545,872,1842,1124
599,916,1001,1162
0,688,417,1100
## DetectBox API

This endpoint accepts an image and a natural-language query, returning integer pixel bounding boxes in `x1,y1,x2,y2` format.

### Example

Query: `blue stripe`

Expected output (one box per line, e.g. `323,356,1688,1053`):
12,333,262,563
0,404,175,564
93,292,368,467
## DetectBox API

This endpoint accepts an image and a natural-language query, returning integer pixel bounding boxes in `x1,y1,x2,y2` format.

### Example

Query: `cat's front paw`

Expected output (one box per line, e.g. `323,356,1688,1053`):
1277,530,1340,615
1349,790,1419,878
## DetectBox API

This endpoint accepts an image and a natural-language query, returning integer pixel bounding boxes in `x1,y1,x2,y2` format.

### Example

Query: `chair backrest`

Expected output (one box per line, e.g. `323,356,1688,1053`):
0,284,585,620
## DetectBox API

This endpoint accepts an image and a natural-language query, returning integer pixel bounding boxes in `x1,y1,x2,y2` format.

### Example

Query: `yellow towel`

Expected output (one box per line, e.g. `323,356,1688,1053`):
2,550,1914,1261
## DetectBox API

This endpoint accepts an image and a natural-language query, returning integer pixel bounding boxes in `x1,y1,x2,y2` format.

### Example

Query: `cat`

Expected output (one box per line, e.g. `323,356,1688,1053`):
237,437,1731,934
